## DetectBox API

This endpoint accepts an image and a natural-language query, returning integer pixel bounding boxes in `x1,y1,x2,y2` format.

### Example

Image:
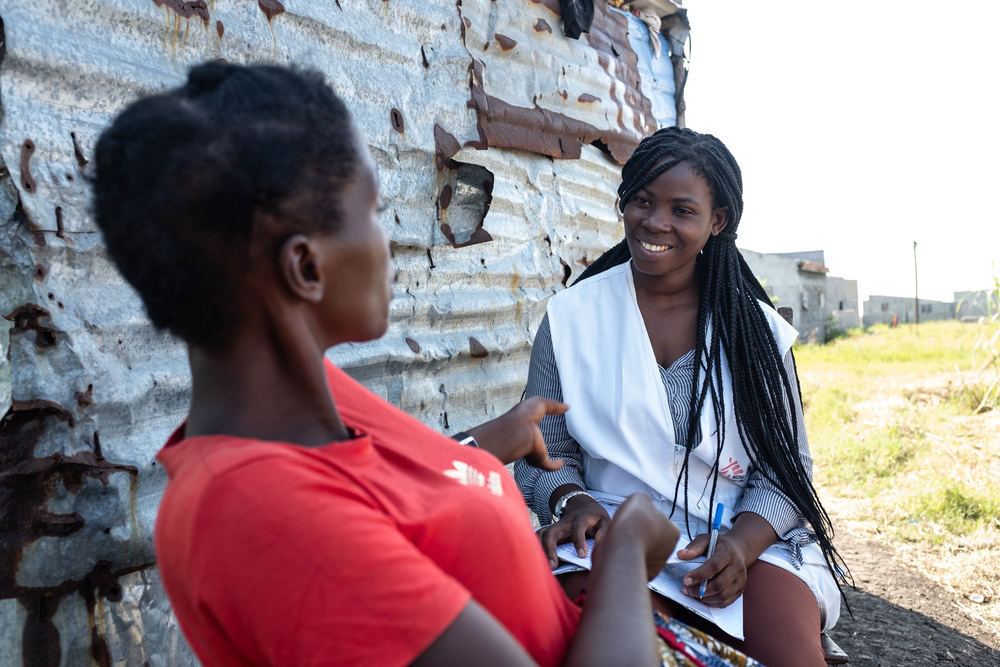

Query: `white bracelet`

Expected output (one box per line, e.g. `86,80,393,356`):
552,490,593,523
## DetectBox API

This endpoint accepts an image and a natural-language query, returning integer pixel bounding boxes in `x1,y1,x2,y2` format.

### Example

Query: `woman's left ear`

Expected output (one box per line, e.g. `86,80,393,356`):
709,207,730,236
279,233,326,303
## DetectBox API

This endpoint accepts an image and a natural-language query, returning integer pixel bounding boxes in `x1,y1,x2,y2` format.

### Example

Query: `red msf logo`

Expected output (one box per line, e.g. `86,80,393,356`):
720,457,744,479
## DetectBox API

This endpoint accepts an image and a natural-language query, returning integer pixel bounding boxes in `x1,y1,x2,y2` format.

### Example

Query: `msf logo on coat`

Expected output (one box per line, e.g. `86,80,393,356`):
719,457,746,484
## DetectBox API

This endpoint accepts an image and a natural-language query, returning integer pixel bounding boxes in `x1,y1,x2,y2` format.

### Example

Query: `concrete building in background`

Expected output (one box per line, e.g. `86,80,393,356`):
954,290,999,321
739,249,859,343
862,295,952,327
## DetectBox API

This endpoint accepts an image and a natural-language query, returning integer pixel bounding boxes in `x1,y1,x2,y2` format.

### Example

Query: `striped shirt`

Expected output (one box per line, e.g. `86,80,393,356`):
513,314,817,563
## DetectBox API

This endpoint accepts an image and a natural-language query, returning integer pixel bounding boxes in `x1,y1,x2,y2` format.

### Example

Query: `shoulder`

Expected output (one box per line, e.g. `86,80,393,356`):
322,358,456,449
549,261,629,315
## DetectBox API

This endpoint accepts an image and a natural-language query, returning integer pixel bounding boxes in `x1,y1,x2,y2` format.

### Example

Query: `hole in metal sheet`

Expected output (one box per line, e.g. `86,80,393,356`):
390,108,405,133
438,162,494,248
560,258,572,288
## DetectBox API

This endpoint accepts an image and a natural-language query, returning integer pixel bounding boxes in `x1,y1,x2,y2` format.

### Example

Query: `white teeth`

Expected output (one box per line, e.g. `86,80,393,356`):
639,240,671,252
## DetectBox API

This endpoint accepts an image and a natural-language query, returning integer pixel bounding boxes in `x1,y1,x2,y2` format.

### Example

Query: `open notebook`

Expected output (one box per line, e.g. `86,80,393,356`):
545,491,744,640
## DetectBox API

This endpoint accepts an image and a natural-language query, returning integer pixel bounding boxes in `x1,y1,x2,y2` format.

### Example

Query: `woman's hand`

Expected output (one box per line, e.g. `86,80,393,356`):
675,511,778,607
675,533,749,607
536,492,611,568
464,397,567,470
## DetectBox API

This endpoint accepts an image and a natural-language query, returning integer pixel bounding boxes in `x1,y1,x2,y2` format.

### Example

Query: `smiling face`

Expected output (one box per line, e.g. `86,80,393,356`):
622,158,729,283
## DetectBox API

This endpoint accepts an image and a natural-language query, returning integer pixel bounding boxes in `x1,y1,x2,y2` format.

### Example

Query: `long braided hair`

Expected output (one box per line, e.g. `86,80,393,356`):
577,126,848,586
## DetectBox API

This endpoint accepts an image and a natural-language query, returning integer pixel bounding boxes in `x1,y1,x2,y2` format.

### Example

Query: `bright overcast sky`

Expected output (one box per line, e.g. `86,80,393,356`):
682,0,1000,304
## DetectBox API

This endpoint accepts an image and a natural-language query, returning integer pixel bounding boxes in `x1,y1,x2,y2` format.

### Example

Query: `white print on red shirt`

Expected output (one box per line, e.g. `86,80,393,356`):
443,461,504,497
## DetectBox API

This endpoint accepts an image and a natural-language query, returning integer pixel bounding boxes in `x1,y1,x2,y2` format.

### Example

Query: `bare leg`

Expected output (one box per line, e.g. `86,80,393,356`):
738,560,826,667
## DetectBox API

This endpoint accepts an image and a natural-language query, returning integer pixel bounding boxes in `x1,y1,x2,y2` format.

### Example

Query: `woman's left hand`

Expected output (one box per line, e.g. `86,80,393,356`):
675,533,749,608
675,512,779,608
464,397,568,470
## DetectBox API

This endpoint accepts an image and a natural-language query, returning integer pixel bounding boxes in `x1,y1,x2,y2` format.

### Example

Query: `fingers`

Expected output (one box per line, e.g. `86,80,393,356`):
683,553,726,589
680,548,746,606
535,456,564,472
570,517,591,559
685,564,745,607
519,396,569,421
524,433,564,471
538,525,569,569
676,533,709,559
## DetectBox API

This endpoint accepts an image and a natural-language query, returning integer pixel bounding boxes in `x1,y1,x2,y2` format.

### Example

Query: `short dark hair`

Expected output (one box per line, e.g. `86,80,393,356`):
93,62,359,349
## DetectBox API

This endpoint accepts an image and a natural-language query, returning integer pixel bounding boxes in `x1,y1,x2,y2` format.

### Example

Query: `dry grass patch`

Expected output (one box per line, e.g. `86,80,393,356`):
795,321,1000,638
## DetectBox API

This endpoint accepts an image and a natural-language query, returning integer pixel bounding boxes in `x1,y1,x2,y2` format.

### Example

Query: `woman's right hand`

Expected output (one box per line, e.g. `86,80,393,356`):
599,494,680,580
537,494,612,568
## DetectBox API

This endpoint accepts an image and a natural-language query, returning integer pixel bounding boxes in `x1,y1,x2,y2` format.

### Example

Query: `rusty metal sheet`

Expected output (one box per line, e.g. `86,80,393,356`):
0,0,673,663
460,0,663,163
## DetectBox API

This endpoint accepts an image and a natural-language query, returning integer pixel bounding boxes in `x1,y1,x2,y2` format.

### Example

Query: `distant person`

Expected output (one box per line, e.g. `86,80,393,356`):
515,126,847,667
92,63,762,667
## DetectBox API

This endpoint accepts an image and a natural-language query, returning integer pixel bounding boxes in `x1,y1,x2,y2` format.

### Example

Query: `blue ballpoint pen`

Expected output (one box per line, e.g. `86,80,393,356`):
699,503,725,599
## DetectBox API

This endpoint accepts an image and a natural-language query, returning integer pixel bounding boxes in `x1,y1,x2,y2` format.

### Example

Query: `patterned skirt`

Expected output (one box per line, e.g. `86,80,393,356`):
653,611,764,667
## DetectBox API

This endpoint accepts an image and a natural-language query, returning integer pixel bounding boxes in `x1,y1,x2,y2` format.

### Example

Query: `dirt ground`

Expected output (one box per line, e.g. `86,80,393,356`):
826,519,1000,666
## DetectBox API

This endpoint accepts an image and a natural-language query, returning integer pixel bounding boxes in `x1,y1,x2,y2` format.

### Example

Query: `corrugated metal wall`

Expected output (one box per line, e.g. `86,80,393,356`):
0,0,677,664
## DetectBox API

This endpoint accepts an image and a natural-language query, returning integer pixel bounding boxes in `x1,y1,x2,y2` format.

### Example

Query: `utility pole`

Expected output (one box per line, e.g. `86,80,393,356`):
914,240,919,325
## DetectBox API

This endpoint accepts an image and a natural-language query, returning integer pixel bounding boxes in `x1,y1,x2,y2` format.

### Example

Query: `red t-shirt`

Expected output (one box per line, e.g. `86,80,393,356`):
155,360,580,667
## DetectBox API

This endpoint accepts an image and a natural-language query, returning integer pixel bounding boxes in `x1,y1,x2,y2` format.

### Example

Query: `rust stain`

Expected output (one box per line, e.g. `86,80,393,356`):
390,108,405,134
216,20,224,38
528,0,562,16
71,133,89,169
257,0,285,21
586,4,655,138
438,184,453,210
19,596,62,667
152,0,209,21
494,34,517,51
466,58,638,163
31,233,46,247
5,304,56,349
469,337,489,359
1,400,143,603
76,385,95,409
578,93,601,103
405,338,421,354
434,124,462,172
440,223,493,248
463,16,471,29
534,18,553,34
19,140,36,195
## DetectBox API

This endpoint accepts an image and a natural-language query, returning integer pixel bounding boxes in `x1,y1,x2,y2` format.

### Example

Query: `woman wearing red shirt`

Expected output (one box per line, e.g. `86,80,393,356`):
92,62,755,667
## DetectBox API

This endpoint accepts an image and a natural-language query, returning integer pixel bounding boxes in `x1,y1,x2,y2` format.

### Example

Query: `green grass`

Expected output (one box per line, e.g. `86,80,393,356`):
795,320,978,376
797,320,1000,542
912,482,1000,536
